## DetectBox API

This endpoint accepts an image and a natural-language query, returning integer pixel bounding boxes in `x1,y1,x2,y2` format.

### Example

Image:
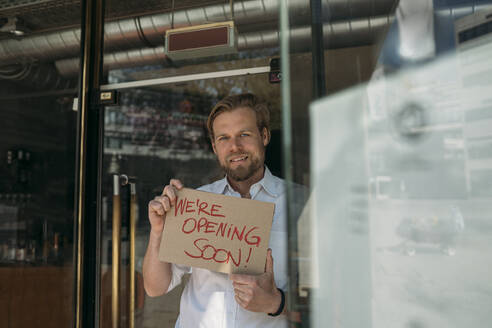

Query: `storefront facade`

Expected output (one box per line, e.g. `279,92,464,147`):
1,0,491,327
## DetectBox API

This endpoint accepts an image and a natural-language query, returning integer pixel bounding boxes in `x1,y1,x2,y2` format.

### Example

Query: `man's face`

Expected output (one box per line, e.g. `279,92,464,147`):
211,107,269,182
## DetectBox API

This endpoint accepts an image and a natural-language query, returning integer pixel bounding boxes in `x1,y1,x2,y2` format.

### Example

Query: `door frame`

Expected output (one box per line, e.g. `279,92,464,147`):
75,4,273,325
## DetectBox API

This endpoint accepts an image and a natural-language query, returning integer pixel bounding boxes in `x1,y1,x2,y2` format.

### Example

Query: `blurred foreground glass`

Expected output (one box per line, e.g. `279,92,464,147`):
310,3,492,328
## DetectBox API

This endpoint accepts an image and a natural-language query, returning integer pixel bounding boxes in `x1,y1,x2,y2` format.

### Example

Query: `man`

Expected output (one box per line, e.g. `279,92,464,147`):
143,93,288,327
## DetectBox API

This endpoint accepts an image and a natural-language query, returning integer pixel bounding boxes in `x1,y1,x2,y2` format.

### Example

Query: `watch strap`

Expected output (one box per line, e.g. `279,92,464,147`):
268,288,285,317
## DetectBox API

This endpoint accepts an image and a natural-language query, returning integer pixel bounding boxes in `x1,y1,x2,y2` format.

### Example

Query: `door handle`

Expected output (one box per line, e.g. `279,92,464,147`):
112,174,137,328
129,181,137,328
112,175,121,328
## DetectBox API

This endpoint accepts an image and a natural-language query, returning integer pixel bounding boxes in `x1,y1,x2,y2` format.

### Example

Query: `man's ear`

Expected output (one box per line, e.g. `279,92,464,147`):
262,127,271,147
211,139,217,154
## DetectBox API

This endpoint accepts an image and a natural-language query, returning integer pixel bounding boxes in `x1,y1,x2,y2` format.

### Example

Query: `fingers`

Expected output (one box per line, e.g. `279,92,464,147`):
234,288,252,301
230,273,256,285
232,281,255,301
148,178,184,217
265,248,274,273
149,199,165,216
148,196,168,235
169,179,184,190
162,185,177,205
233,284,250,296
234,285,254,310
161,179,184,205
148,186,173,218
147,179,184,236
155,194,172,212
234,293,247,308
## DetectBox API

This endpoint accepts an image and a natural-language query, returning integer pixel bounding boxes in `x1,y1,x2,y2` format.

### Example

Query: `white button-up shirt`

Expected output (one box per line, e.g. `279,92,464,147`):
167,167,288,328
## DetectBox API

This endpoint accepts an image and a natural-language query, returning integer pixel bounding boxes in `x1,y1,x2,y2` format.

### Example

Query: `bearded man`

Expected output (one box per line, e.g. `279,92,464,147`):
143,93,288,328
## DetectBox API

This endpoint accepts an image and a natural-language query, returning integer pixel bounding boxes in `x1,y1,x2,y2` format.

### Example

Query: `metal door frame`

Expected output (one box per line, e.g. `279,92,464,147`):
100,66,270,91
74,0,105,327
74,3,272,324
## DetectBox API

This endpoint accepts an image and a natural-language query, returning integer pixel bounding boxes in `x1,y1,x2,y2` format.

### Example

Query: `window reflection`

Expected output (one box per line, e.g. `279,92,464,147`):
308,3,492,328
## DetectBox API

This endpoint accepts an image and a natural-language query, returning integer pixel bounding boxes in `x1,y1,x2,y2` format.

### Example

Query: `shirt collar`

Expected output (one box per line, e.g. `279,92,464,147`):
215,166,280,197
258,166,280,197
214,175,229,195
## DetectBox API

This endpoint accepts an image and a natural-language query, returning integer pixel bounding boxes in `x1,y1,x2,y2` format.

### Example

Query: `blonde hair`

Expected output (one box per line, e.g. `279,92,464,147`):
207,93,270,142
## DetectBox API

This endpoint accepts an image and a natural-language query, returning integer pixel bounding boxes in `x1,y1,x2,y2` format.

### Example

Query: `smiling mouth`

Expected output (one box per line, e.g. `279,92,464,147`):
229,155,248,163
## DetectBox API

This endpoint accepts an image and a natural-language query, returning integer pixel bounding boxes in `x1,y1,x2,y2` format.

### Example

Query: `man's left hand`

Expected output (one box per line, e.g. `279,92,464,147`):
230,248,282,314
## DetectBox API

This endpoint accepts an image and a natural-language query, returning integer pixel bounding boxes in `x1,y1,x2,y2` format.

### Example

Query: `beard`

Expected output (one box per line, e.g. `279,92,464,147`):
220,152,264,182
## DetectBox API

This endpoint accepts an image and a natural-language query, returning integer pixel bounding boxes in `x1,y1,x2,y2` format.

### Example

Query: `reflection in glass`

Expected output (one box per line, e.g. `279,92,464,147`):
310,5,492,327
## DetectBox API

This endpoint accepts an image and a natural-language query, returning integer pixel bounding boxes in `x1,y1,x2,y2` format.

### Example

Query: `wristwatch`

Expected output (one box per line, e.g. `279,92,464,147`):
268,288,285,317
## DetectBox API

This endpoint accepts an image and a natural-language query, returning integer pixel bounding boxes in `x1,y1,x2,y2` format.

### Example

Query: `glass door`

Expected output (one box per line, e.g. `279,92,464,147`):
99,68,282,328
0,0,81,327
97,0,286,322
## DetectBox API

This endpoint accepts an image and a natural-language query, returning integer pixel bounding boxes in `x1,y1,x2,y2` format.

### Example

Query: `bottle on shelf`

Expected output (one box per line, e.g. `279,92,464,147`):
16,236,26,262
8,238,16,262
0,241,7,261
42,219,50,264
26,239,36,263
51,232,60,264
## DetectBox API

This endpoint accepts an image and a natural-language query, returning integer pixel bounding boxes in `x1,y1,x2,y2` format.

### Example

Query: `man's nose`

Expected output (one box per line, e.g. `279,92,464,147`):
229,137,242,152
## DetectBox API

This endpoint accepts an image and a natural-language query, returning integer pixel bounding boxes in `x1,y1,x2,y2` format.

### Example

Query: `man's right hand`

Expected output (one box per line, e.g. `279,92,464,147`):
148,179,184,236
144,179,183,297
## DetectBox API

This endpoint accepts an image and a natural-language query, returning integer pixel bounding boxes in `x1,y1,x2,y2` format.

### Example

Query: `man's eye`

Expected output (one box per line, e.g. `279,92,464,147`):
240,133,250,137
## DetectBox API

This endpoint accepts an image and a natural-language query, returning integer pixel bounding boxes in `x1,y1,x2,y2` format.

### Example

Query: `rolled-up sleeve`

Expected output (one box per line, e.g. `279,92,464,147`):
167,264,191,293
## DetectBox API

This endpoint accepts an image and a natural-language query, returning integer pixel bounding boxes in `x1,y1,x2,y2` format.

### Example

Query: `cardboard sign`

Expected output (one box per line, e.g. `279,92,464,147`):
158,188,275,274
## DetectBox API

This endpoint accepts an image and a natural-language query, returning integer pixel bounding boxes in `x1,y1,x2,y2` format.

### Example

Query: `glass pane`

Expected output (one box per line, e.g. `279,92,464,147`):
281,0,492,327
100,79,281,328
101,2,284,327
0,0,80,326
280,0,390,325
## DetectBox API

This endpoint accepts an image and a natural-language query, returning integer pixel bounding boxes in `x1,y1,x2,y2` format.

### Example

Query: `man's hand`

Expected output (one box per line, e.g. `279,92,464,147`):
143,179,183,297
148,179,183,236
230,249,282,314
